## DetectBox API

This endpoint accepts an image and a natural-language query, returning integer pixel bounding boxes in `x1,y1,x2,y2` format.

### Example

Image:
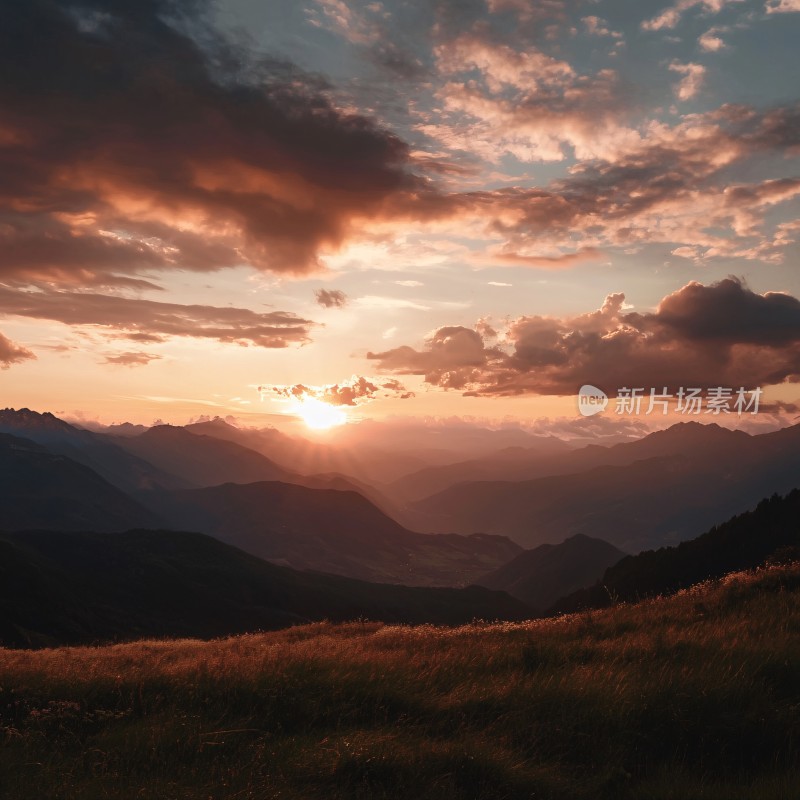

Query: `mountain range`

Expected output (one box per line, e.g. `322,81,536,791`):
407,422,800,552
2,406,799,649
0,409,521,586
0,432,159,532
4,406,800,608
143,481,521,586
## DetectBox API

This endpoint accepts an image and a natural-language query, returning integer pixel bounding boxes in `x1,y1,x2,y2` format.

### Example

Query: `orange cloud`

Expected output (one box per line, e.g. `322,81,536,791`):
0,331,35,368
102,351,162,367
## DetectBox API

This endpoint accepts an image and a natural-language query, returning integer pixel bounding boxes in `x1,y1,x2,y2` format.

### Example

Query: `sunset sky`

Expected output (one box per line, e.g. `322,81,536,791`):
2,0,800,428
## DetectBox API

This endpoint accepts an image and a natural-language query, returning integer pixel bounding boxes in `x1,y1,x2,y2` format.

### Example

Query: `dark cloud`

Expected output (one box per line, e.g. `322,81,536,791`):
368,278,800,395
315,289,349,309
0,331,35,368
629,278,800,345
0,287,314,348
264,375,413,407
368,326,505,390
0,0,417,287
102,351,162,367
758,399,800,419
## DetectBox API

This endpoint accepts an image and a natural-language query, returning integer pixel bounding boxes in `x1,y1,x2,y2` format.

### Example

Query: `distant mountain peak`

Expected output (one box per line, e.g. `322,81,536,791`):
200,416,238,429
142,424,185,437
0,407,77,434
644,420,750,442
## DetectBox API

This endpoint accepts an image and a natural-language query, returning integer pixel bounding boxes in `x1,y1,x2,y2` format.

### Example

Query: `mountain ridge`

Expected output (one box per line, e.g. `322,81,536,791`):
0,529,531,648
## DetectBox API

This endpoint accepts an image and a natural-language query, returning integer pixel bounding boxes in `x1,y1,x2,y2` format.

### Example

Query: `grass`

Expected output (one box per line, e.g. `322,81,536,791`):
2,564,800,799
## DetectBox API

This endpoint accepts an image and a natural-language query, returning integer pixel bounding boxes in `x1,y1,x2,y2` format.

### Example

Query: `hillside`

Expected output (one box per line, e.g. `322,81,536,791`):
477,534,626,611
0,433,161,532
551,488,800,614
145,481,522,586
2,562,798,799
0,530,530,648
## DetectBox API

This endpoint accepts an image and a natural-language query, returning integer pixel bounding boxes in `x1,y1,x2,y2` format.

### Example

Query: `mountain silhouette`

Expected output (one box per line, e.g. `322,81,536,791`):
0,432,160,531
411,422,800,551
0,408,185,493
0,529,531,647
550,489,800,614
108,424,297,487
144,480,521,586
477,534,626,611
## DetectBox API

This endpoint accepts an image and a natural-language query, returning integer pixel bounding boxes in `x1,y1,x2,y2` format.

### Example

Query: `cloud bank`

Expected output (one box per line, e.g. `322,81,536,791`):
368,278,800,395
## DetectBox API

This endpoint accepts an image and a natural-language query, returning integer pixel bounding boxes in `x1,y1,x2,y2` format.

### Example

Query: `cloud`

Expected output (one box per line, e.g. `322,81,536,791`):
766,0,800,12
315,289,349,308
423,32,635,164
484,0,568,25
367,278,800,395
670,62,707,100
699,27,727,51
263,375,413,406
353,296,429,311
0,287,314,348
526,414,651,443
486,247,604,268
642,0,743,31
0,0,417,288
387,103,800,266
368,325,506,390
102,351,162,367
308,0,426,79
582,16,623,39
3,0,796,303
0,331,35,368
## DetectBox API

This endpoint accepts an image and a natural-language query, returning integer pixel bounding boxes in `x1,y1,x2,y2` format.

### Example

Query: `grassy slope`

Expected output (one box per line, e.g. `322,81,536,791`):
2,563,800,799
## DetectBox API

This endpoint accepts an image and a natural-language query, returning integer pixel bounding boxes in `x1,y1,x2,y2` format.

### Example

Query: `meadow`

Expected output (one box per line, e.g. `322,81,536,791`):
2,564,800,799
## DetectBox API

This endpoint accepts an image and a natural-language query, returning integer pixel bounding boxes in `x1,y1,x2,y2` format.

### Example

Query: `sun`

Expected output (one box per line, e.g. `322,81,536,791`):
292,397,348,430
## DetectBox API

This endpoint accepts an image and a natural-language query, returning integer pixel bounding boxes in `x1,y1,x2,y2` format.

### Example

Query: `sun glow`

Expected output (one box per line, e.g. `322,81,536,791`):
291,397,348,430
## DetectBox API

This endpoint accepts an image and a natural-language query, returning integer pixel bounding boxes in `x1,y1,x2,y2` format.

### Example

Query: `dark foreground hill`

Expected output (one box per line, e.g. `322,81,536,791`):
477,534,626,611
2,563,798,799
145,481,522,586
0,530,530,648
551,489,800,614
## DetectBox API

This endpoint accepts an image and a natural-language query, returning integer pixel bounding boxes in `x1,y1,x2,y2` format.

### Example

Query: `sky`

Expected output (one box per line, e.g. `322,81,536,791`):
1,0,800,430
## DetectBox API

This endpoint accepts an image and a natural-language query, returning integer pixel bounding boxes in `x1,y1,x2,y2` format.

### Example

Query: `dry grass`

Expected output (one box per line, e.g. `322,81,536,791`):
2,564,800,799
